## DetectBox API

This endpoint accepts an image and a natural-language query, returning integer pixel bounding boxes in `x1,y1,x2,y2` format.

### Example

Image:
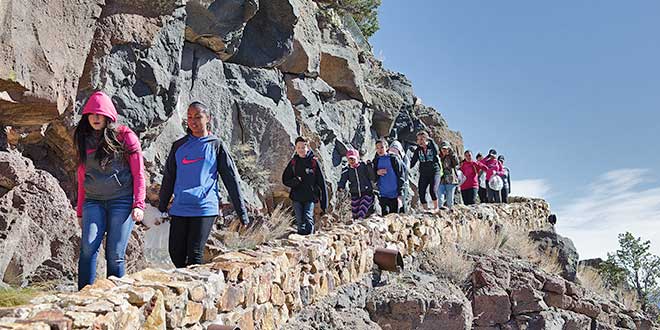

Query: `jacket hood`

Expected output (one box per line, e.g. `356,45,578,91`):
82,91,118,122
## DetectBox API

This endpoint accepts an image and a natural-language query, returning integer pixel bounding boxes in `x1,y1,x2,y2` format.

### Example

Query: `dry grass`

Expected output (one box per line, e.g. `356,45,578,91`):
220,204,294,251
426,245,475,284
452,220,564,276
0,287,41,307
577,265,640,310
232,143,272,193
455,221,503,256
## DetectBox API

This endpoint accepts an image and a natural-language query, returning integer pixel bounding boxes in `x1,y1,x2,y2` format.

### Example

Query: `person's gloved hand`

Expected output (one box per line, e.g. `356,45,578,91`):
240,214,250,226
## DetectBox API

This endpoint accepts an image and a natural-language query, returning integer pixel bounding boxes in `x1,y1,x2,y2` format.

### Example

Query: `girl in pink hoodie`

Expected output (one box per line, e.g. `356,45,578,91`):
479,149,505,203
459,150,488,205
74,91,145,290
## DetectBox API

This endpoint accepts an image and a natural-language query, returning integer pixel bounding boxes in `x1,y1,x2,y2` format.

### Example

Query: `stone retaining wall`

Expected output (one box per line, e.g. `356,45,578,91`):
0,199,550,330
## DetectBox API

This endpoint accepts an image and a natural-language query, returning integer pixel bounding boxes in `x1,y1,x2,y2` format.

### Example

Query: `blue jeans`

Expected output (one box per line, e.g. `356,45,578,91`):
293,201,315,235
78,196,134,290
438,184,457,208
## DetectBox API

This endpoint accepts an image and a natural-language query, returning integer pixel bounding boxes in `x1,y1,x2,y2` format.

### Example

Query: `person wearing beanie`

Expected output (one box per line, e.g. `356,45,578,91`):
337,149,376,220
498,155,511,203
410,131,443,211
438,141,460,210
388,140,411,213
373,139,405,216
282,136,328,235
479,149,505,203
74,91,146,290
158,102,250,268
460,150,489,205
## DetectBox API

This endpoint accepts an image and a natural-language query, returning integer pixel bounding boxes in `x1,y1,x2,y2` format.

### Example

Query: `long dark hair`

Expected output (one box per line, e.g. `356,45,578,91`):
74,114,125,166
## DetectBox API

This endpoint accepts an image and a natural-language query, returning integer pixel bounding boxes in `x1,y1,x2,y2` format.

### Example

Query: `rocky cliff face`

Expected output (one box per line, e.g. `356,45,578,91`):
1,0,462,212
0,0,461,286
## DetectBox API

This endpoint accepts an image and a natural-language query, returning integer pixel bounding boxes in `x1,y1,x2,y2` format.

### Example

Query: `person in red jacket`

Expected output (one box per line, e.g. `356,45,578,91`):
74,91,145,290
459,150,488,205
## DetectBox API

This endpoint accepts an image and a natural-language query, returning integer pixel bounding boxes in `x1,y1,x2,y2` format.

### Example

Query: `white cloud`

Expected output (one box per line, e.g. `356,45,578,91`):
510,179,551,198
556,168,660,259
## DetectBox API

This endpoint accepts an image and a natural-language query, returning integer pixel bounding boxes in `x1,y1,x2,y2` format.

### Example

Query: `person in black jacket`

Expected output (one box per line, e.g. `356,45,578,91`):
410,131,443,212
373,139,405,216
337,149,376,219
282,137,328,235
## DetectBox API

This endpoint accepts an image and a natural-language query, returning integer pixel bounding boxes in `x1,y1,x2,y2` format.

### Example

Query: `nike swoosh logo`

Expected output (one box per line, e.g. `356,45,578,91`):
182,157,204,165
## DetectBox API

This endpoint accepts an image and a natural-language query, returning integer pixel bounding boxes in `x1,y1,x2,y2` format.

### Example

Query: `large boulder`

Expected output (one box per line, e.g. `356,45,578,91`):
0,0,104,126
184,0,259,60
277,0,323,76
76,0,186,133
529,229,580,282
229,0,298,68
319,44,370,103
367,273,472,330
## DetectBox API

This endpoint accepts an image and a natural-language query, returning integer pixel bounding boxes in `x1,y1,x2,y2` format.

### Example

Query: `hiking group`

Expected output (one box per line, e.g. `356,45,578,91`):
74,91,511,290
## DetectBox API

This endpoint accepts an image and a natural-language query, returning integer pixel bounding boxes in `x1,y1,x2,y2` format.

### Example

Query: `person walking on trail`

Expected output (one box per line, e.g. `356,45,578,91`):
373,139,406,216
158,102,250,268
498,155,511,203
480,149,505,203
337,149,376,220
282,137,328,235
410,131,443,212
388,140,410,213
75,91,146,290
437,141,460,210
476,153,488,203
460,150,488,205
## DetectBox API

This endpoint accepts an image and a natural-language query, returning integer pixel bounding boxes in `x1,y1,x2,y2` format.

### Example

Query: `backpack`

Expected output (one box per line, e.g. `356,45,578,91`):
290,156,318,176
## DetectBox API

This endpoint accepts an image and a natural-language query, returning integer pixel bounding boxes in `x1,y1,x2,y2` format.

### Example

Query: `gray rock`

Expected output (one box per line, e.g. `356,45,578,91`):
229,0,297,68
184,0,259,60
367,272,472,330
0,0,104,126
319,44,371,103
529,229,580,282
278,0,323,76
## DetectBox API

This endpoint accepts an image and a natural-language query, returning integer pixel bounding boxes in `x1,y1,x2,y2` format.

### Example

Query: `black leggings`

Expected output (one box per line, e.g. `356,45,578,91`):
169,216,216,268
461,188,478,205
478,187,487,203
380,197,399,216
418,173,440,205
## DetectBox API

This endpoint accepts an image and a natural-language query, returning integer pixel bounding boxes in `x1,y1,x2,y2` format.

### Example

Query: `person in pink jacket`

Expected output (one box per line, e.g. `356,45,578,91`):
459,150,488,205
479,149,505,203
74,91,145,290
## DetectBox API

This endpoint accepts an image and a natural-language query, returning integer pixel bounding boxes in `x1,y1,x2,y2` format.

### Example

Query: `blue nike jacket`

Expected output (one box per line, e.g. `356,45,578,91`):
158,134,248,222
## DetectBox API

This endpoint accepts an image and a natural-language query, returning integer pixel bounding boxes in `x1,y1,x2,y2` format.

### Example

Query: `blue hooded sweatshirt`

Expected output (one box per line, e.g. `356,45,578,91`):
158,134,248,222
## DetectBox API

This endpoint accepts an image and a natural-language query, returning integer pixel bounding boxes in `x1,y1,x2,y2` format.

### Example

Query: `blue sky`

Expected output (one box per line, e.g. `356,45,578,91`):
370,1,660,259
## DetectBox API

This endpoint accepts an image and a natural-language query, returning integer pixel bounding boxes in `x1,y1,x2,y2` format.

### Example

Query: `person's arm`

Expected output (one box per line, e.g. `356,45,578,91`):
282,160,300,188
76,163,86,218
158,141,178,213
366,161,376,183
122,129,146,211
410,150,419,168
217,142,249,224
394,156,405,196
475,161,489,172
316,166,328,212
338,167,349,190
507,169,511,192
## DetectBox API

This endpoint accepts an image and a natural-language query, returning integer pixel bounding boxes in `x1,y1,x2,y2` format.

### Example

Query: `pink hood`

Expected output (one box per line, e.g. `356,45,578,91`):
82,91,118,122
480,156,504,181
